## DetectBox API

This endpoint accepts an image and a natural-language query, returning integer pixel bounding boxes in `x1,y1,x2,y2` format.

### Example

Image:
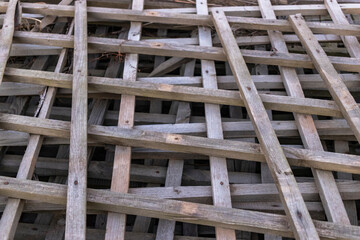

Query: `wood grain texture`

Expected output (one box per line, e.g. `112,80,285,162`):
65,1,88,239
0,0,20,85
258,0,350,225
212,10,318,240
11,31,360,72
325,0,360,58
2,113,360,174
289,14,360,145
105,1,144,239
0,20,72,240
196,1,236,239
0,176,359,239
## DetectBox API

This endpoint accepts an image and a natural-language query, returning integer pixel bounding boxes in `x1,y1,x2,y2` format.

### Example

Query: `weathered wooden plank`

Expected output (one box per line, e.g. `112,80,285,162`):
196,1,236,239
3,68,354,118
0,0,20,85
155,61,194,240
105,0,144,239
11,31,360,72
212,10,318,239
258,0,350,225
1,113,360,174
2,2,360,17
289,14,360,145
0,176,359,239
2,3,360,35
66,0,88,239
39,0,73,30
325,0,360,58
0,20,71,240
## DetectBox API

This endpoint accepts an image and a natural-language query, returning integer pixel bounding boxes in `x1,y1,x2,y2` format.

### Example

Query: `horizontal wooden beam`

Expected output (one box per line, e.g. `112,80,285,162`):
0,176,359,239
2,68,349,118
12,31,360,72
0,113,360,174
1,3,360,36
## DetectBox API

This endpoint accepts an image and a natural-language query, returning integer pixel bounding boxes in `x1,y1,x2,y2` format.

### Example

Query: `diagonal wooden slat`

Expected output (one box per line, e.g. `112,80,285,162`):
289,14,360,145
0,20,73,240
258,0,350,225
212,10,319,240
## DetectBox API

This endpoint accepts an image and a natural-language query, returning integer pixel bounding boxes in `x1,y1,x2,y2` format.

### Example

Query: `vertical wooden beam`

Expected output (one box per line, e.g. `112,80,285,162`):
258,0,350,225
0,21,72,240
0,0,20,85
289,14,360,145
212,10,319,240
198,2,236,240
155,61,194,240
105,0,144,239
65,0,88,239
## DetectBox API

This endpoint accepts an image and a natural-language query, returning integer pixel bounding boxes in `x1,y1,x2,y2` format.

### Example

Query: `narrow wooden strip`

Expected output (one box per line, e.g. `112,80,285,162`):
155,62,194,239
289,14,360,145
325,0,360,58
0,0,19,85
2,2,360,35
258,0,350,225
197,1,236,239
3,68,349,118
66,1,88,239
105,1,144,239
212,10,318,239
0,176,359,239
2,2,360,18
39,0,73,30
0,21,72,240
12,31,360,72
1,113,360,174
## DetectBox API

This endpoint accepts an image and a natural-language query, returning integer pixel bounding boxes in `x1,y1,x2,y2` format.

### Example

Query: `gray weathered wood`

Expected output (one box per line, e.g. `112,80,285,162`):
65,1,88,239
212,10,318,240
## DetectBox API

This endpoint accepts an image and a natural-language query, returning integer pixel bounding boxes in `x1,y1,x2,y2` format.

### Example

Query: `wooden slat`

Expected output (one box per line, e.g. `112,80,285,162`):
155,62,194,239
289,14,360,145
65,1,88,239
105,0,144,239
11,31,360,72
258,0,350,225
2,2,360,35
4,68,356,119
196,1,236,239
0,176,359,239
0,20,72,240
212,10,318,240
325,0,360,58
1,113,360,174
0,0,19,85
2,2,360,17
